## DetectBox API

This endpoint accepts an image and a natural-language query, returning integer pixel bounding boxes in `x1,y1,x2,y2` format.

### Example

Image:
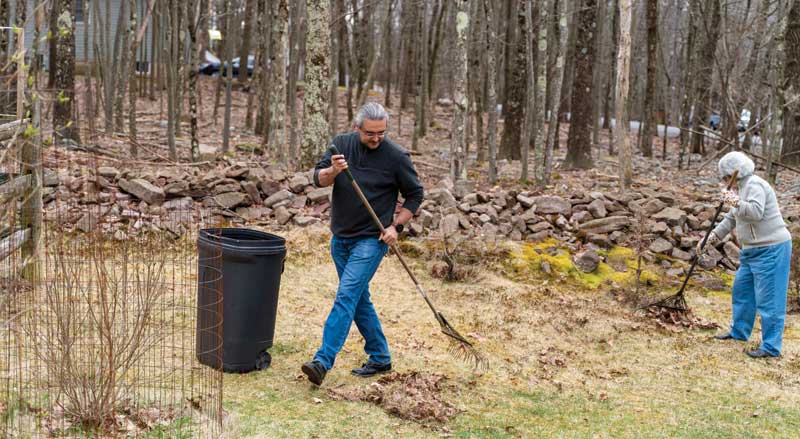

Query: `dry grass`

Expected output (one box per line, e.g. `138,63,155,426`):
222,227,800,438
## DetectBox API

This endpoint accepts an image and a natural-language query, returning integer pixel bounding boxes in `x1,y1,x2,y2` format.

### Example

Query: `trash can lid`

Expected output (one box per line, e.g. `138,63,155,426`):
199,228,286,255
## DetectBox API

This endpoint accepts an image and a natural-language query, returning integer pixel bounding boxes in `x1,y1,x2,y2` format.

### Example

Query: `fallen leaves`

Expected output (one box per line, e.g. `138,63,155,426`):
645,306,719,332
327,371,460,423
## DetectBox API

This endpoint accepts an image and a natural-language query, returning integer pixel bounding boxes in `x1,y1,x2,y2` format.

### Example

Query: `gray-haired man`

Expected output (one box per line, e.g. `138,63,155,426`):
301,102,424,385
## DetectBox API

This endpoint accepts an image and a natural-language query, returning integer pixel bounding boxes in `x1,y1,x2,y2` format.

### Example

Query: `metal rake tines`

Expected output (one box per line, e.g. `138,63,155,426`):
645,292,688,312
437,313,489,372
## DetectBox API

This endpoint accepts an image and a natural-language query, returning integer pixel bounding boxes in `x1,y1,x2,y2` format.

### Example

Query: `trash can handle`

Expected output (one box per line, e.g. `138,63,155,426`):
281,257,285,274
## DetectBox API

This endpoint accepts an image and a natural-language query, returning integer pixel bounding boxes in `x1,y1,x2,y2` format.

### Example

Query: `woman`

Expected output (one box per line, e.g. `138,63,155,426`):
696,151,792,358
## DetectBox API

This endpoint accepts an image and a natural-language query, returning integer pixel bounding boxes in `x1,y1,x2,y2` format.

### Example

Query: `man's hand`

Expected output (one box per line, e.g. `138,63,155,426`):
330,154,348,175
380,225,399,246
720,189,740,208
695,232,720,256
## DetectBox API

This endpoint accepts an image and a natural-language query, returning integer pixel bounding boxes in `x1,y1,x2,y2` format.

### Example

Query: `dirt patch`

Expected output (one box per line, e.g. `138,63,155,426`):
327,372,460,423
644,306,719,332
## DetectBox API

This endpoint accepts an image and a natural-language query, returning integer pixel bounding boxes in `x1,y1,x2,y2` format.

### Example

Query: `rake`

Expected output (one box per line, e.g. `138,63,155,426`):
645,169,739,311
328,145,488,371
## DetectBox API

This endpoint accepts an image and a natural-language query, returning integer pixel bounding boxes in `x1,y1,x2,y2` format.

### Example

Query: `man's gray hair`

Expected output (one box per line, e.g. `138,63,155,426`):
354,102,389,128
718,151,755,179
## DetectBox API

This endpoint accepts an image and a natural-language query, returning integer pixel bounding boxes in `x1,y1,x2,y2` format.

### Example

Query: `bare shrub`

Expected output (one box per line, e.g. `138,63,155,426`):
28,232,167,432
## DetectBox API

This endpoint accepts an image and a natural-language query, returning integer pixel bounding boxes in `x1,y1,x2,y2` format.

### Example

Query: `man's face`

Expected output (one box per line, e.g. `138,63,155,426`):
356,118,387,149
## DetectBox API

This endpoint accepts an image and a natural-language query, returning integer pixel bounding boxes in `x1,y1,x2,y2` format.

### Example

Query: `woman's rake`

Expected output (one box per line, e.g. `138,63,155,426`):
328,145,488,371
645,169,738,311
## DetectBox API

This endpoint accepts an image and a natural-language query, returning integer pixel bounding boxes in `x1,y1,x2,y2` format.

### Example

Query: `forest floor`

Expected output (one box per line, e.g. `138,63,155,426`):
70,77,800,437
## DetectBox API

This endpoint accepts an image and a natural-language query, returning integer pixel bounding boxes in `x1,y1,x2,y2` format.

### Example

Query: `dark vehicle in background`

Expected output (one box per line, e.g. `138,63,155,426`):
198,52,255,77
198,50,221,75
222,55,255,77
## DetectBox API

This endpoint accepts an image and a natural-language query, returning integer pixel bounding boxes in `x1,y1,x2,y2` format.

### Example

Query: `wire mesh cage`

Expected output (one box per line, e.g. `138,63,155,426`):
1,85,224,437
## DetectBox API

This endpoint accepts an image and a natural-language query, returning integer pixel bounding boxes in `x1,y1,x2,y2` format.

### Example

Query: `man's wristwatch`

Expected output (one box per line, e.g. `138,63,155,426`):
392,223,404,234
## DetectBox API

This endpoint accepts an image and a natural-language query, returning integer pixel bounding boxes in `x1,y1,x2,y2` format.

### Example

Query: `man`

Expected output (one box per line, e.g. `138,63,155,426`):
696,151,792,358
301,102,424,385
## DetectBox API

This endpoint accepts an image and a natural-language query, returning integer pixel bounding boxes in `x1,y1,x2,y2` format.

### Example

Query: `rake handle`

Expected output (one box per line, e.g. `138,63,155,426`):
327,145,441,317
676,169,739,295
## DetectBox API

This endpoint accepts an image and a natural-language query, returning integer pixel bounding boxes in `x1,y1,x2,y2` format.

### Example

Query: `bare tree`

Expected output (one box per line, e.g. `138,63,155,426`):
299,0,332,169
689,0,721,155
269,0,289,163
638,0,657,157
782,0,800,165
564,0,597,169
616,0,633,189
53,0,80,145
500,1,524,161
543,0,567,186
450,0,469,182
484,0,499,183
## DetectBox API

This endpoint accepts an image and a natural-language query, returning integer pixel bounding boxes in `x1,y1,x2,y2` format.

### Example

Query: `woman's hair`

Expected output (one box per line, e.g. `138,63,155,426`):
718,151,755,179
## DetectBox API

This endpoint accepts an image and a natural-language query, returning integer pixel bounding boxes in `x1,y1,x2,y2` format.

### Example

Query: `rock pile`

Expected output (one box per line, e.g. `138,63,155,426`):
27,160,747,271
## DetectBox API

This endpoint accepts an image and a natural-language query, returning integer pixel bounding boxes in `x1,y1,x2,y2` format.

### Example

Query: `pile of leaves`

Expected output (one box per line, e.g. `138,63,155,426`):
328,371,460,423
645,306,719,332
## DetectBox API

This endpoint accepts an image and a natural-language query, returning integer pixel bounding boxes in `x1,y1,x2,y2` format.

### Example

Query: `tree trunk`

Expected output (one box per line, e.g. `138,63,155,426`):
114,0,130,133
287,0,303,163
616,0,633,189
532,0,547,185
299,0,331,169
639,0,657,157
450,0,469,182
484,0,499,183
239,0,256,84
519,0,533,180
564,0,597,169
128,0,138,156
188,0,200,161
689,0,721,155
358,0,394,109
411,2,428,151
53,0,80,145
269,0,288,163
543,0,567,186
499,0,526,161
781,0,800,165
222,0,233,154
590,0,607,150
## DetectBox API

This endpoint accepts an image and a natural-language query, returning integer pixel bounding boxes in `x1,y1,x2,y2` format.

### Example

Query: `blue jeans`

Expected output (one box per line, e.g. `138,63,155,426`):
728,240,792,356
314,236,391,370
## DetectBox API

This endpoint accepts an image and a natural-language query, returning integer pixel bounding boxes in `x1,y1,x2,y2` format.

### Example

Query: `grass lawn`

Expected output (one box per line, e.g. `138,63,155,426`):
222,228,800,438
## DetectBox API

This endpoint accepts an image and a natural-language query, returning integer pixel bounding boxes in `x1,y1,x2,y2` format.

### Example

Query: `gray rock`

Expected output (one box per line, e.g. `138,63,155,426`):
418,210,435,228
587,233,612,248
516,194,535,209
163,197,194,210
98,166,120,179
579,216,630,234
671,247,692,261
294,216,319,226
289,174,310,192
653,207,687,227
198,143,218,161
308,186,332,203
428,188,458,208
241,180,262,204
571,210,593,224
264,189,293,207
649,238,674,254
532,196,572,216
409,222,424,236
528,221,552,233
652,221,669,234
118,178,165,205
207,192,247,209
575,250,601,273
440,213,461,235
76,212,100,233
462,193,479,205
723,242,740,264
587,199,607,218
274,206,292,225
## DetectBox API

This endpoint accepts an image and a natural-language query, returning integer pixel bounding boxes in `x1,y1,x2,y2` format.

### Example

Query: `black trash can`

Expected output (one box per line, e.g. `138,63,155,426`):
196,228,286,373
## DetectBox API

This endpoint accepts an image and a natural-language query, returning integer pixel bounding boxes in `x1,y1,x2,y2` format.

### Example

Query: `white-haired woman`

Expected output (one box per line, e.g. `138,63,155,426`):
696,151,792,358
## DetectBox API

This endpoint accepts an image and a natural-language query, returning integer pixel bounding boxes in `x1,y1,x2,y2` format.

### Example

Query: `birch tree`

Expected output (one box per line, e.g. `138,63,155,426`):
543,0,566,186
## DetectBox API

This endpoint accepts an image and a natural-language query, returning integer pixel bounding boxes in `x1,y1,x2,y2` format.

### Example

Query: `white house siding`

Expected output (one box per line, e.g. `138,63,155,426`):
10,0,153,68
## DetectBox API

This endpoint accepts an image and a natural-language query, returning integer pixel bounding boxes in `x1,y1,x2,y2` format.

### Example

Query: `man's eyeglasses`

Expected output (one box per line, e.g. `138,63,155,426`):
361,129,386,139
